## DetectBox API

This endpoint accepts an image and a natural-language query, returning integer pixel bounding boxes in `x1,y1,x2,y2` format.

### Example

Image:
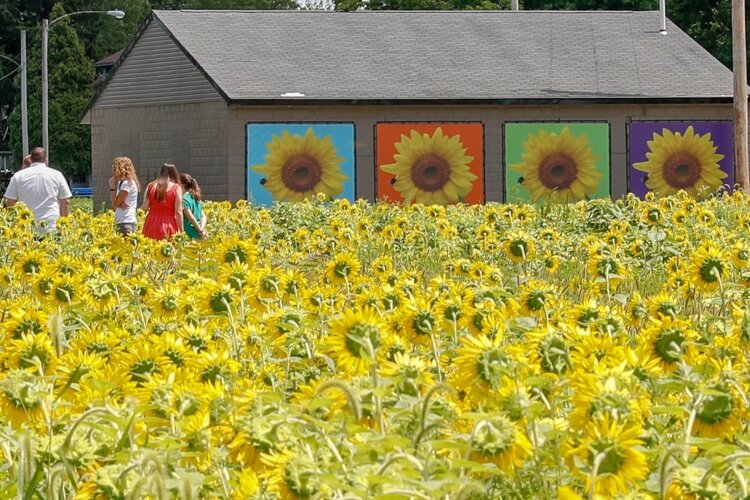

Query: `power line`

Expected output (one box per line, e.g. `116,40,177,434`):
0,66,20,82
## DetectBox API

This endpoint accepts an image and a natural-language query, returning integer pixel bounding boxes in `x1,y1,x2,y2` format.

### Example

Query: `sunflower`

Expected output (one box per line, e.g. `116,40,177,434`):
3,307,47,339
261,449,325,499
453,335,521,406
634,126,726,199
55,351,106,397
195,349,241,385
15,248,48,276
638,315,697,374
518,280,557,318
4,332,57,375
0,369,47,428
403,296,437,344
511,127,601,202
569,372,648,430
379,352,434,397
526,324,572,376
665,466,732,500
325,252,360,285
198,282,237,316
469,414,533,472
326,307,387,376
691,383,744,439
503,230,536,263
689,243,730,292
231,469,260,500
116,343,171,385
252,129,347,202
569,418,648,497
381,127,477,205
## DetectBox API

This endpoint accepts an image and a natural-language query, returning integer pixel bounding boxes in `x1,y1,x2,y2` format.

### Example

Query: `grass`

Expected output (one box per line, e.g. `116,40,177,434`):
70,197,93,214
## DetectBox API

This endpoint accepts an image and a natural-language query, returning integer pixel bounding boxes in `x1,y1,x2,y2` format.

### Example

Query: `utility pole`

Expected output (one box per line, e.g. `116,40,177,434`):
41,18,49,154
733,0,749,190
20,30,28,157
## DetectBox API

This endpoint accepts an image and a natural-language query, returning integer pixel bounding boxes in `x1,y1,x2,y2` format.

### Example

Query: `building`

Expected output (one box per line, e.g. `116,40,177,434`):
93,49,125,89
82,9,736,209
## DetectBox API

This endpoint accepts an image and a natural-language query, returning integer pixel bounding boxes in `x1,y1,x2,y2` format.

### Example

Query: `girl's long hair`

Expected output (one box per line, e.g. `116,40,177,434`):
150,163,180,202
179,173,202,202
112,157,141,190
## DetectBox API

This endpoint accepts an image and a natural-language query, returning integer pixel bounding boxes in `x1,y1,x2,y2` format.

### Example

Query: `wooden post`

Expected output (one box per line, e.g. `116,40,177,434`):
733,0,749,190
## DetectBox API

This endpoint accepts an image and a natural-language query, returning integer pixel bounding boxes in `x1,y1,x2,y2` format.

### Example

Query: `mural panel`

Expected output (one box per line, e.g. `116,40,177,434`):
629,122,733,199
376,123,484,204
505,123,610,203
247,123,355,205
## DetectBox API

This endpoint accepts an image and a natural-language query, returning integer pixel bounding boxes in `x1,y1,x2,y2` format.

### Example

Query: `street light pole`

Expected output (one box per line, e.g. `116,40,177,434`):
41,9,125,157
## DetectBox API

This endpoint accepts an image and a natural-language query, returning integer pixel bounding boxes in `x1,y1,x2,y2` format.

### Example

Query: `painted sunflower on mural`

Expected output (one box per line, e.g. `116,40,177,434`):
381,128,477,205
511,127,602,202
252,129,348,201
633,126,726,199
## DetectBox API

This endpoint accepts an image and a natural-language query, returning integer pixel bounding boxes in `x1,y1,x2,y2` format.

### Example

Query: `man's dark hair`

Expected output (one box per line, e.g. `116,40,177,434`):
30,147,47,163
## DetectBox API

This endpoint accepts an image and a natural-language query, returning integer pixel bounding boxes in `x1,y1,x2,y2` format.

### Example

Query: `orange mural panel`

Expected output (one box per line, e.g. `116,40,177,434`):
376,123,484,205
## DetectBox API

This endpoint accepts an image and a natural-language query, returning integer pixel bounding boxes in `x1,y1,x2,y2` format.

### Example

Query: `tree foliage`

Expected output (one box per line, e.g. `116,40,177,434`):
10,3,93,180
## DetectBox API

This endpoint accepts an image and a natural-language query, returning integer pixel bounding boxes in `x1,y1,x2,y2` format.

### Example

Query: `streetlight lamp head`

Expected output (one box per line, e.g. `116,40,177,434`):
106,10,125,20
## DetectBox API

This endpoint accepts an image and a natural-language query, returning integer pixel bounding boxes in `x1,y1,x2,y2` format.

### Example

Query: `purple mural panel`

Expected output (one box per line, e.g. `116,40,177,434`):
629,122,734,199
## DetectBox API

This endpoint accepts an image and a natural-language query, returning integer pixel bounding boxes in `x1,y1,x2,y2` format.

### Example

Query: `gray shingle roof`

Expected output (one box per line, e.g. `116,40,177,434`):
152,9,733,102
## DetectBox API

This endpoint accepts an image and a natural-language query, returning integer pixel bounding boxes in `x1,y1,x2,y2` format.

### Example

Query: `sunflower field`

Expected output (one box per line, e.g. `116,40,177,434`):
2,192,750,499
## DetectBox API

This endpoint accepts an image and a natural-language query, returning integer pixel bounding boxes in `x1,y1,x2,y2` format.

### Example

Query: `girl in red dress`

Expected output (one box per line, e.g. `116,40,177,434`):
141,163,184,240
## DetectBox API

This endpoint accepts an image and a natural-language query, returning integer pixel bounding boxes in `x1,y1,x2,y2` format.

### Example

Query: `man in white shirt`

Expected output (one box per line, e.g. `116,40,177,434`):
3,147,72,233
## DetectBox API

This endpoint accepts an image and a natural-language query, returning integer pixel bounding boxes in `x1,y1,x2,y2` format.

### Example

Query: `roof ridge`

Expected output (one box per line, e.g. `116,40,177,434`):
155,9,654,14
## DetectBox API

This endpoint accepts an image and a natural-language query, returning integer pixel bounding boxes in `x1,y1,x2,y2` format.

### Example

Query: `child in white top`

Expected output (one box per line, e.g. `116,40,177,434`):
109,157,141,235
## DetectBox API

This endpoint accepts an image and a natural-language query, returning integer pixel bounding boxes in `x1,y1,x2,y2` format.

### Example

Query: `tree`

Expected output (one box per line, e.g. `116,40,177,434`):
10,3,93,181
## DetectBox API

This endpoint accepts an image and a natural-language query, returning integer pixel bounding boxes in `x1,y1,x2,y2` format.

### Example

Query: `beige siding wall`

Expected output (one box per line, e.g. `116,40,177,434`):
90,101,228,210
226,103,733,203
91,101,732,210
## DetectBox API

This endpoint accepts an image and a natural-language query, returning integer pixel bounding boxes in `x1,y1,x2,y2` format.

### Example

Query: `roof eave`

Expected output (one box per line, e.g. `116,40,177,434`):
226,96,737,106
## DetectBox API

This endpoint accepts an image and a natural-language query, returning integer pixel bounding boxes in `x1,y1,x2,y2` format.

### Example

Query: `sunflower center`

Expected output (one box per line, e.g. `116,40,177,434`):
345,323,380,358
281,154,323,193
509,240,528,259
662,152,702,189
589,440,626,475
653,329,685,364
538,153,578,190
595,257,619,278
699,259,724,283
476,348,511,388
412,311,434,335
577,309,599,326
20,345,50,371
526,291,546,312
13,320,44,339
410,154,451,192
130,359,160,383
697,388,733,425
209,289,233,314
539,335,568,375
